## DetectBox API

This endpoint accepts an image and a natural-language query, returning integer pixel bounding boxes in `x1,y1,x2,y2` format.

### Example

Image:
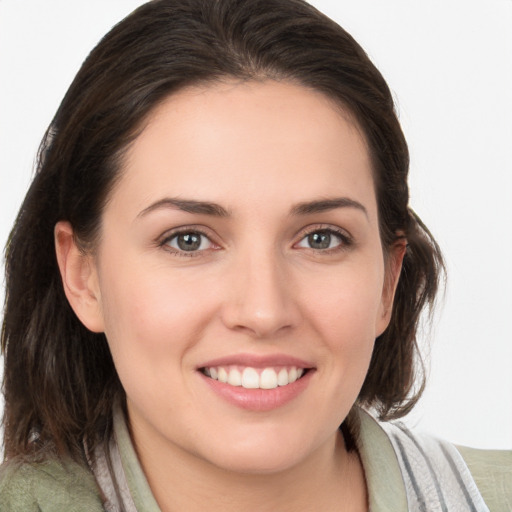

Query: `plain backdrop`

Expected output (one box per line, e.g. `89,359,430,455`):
0,0,511,450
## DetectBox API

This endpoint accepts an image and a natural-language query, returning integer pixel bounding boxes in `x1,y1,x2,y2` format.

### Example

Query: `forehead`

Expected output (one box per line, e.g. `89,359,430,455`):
112,80,376,218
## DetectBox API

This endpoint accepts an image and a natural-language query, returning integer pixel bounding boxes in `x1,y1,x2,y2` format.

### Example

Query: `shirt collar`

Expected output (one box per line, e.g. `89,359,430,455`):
355,408,408,512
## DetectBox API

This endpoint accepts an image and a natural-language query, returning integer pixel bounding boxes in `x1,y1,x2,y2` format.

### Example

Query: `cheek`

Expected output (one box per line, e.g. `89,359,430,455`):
303,260,385,342
96,259,217,385
289,262,383,426
301,258,385,386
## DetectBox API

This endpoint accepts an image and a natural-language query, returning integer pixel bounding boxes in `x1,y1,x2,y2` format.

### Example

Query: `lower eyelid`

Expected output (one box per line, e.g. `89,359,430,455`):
295,228,352,248
159,229,216,252
158,226,352,255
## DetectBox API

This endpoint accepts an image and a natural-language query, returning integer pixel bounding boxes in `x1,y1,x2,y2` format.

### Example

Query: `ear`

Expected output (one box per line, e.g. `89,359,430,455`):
54,221,105,333
375,237,407,337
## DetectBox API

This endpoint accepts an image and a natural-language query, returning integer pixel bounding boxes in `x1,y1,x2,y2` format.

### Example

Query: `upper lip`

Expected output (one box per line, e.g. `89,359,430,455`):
198,353,315,369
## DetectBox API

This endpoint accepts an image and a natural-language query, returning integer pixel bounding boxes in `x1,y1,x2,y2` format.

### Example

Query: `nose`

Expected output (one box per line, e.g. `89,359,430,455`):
220,249,301,338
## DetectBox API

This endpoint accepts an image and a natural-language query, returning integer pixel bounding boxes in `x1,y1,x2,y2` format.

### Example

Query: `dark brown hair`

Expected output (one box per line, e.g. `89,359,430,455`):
2,0,443,461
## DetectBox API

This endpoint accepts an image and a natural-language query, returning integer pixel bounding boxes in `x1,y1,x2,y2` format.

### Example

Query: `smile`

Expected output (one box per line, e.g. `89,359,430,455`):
198,355,314,411
201,366,306,389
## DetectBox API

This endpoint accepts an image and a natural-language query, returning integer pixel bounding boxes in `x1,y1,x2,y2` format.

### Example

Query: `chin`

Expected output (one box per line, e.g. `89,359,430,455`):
210,450,305,475
197,431,325,476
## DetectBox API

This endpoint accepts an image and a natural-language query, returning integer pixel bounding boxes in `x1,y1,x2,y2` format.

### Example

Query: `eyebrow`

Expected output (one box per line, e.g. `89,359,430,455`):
137,198,230,218
290,197,368,217
137,196,367,219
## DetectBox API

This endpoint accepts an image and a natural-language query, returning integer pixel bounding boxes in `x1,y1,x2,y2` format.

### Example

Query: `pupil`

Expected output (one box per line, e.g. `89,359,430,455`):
308,231,330,249
177,233,201,251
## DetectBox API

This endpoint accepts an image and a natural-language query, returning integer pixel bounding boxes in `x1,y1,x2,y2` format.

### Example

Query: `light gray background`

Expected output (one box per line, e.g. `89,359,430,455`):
1,0,511,449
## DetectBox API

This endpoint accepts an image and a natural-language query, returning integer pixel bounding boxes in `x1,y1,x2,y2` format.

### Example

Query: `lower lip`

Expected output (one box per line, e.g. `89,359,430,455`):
199,370,314,412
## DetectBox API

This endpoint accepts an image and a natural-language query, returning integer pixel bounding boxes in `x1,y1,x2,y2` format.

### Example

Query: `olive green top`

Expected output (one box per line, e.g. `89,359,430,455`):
1,409,510,511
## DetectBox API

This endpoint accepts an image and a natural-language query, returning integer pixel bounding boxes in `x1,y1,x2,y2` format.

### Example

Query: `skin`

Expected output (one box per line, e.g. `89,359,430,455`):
56,80,405,511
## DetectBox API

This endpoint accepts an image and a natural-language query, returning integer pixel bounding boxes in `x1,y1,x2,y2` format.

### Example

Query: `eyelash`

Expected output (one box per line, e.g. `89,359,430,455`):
294,225,353,254
158,225,353,258
159,227,218,258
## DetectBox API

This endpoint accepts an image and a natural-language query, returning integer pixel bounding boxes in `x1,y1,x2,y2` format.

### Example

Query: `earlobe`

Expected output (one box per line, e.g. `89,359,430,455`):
54,221,105,333
376,238,407,337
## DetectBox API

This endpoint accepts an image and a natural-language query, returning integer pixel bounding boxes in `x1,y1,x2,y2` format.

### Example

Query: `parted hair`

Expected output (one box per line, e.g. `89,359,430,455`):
2,0,443,461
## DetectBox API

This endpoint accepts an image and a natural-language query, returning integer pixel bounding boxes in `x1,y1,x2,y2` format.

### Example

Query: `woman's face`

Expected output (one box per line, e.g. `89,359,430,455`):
77,81,401,474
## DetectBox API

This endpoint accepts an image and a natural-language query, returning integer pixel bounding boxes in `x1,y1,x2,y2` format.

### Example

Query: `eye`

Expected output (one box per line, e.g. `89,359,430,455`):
296,229,348,251
164,231,215,253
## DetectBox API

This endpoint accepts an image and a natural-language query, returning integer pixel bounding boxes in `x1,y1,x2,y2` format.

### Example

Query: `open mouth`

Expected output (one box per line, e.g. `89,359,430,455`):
200,365,311,390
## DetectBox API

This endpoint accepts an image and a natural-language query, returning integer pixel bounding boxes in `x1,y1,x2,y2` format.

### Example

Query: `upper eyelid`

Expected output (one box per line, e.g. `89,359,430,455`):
156,223,353,250
292,226,354,253
158,225,217,243
294,224,352,241
158,228,220,258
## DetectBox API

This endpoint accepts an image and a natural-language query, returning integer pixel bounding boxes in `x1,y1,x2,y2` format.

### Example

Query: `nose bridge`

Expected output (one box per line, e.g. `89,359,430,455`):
222,239,298,337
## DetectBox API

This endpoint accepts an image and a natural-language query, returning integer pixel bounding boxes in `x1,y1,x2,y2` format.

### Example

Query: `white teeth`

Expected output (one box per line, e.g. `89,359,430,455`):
277,368,289,386
218,367,228,383
260,368,278,389
204,365,305,389
242,368,259,389
228,368,242,386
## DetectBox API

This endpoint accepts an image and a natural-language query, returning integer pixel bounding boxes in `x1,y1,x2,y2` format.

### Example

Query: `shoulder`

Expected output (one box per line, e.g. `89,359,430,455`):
456,445,512,512
376,418,509,511
0,456,105,512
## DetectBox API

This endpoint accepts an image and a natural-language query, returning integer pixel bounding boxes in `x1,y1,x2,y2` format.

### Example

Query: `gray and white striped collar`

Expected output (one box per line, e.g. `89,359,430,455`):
365,410,490,512
91,406,161,512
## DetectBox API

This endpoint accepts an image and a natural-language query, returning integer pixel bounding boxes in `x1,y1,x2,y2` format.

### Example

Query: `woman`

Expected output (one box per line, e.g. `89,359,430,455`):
1,0,510,510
